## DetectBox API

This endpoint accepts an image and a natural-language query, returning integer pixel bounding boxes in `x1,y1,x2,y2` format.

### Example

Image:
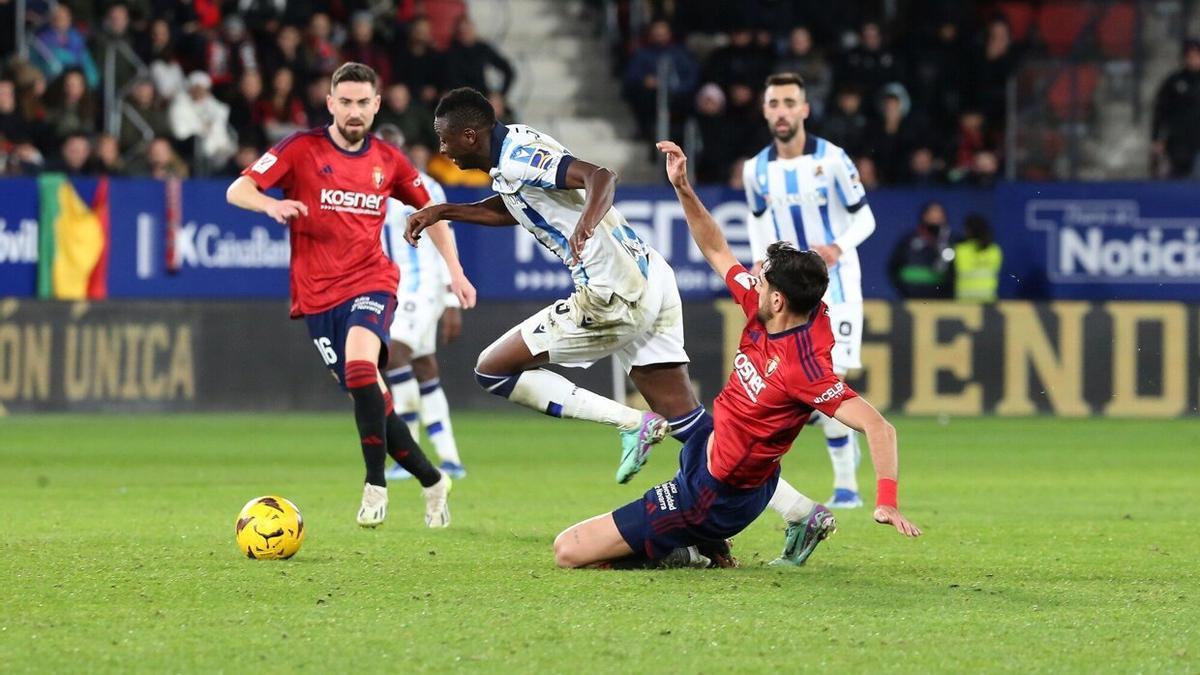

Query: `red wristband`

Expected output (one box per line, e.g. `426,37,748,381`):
876,478,898,508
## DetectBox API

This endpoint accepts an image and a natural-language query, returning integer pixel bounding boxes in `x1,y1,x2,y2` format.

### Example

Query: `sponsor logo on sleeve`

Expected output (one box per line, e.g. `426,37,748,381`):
733,271,757,290
812,381,845,406
251,152,278,174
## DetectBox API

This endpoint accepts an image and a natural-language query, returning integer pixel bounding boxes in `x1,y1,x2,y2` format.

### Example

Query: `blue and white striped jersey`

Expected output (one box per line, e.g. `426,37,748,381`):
381,171,455,299
742,135,875,305
488,123,652,304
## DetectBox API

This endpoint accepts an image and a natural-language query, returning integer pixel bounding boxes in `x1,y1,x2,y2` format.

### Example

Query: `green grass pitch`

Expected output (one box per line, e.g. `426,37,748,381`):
1,413,1197,673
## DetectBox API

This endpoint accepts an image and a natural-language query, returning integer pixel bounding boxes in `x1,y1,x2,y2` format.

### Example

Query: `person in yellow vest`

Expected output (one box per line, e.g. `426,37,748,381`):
953,213,1002,302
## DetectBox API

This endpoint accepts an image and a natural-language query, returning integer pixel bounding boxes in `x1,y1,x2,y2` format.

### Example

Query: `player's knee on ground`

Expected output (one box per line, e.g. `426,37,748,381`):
553,528,586,568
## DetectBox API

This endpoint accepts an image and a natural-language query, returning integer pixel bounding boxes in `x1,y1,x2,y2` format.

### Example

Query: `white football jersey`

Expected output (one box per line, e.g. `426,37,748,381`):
381,171,453,297
488,123,651,304
742,135,874,305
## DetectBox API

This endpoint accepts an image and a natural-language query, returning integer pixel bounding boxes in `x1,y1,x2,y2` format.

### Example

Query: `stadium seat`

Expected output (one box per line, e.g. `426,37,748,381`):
1097,2,1136,59
996,1,1035,42
1037,2,1096,57
1047,64,1101,119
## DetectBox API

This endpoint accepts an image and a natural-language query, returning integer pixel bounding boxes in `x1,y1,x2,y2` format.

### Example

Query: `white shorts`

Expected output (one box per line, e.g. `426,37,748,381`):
826,301,863,373
515,252,689,372
389,291,444,359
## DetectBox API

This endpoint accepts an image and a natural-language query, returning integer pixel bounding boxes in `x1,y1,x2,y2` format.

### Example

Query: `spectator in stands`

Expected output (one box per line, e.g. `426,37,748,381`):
445,16,515,96
865,82,922,184
907,18,966,129
226,144,261,175
126,136,189,178
692,83,738,184
306,13,342,76
12,62,51,152
302,74,332,128
3,143,46,176
965,150,1001,187
238,0,288,35
261,25,310,84
704,24,771,97
373,82,437,151
953,213,1002,303
1152,39,1200,178
90,2,140,94
948,110,992,182
343,12,393,87
31,4,100,89
855,155,880,190
905,146,943,185
835,20,899,106
228,70,264,150
622,19,699,141
394,17,446,106
145,19,186,101
488,91,517,124
48,132,93,174
969,18,1018,132
119,77,171,152
205,15,258,101
889,201,956,299
45,68,98,143
168,71,236,170
253,67,306,144
773,26,831,120
92,133,126,175
819,85,868,157
0,78,32,146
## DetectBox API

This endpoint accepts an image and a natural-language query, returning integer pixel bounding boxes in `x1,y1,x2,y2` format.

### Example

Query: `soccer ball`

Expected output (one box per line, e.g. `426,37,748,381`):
234,496,305,559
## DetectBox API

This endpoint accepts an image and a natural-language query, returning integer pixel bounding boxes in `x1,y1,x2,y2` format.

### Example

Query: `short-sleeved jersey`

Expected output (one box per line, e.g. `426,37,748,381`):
381,171,452,297
487,123,652,304
743,135,871,305
709,264,859,488
242,127,431,317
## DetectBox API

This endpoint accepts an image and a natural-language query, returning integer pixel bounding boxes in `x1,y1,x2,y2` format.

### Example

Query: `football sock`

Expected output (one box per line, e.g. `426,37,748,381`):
475,368,643,430
768,478,817,524
824,416,860,492
667,406,709,442
386,365,421,439
384,409,442,488
345,360,388,487
419,378,462,465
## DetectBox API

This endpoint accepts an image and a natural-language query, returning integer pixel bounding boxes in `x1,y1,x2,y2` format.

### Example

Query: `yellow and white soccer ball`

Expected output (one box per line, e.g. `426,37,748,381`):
234,496,305,560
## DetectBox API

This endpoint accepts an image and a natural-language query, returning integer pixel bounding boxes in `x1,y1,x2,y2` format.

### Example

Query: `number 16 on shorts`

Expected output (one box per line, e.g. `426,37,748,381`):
313,337,337,365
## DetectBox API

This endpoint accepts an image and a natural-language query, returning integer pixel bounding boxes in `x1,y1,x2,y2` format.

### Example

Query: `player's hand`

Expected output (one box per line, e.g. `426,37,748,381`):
264,199,308,224
568,225,595,266
813,243,842,267
439,306,462,344
406,204,443,245
656,141,689,189
449,271,477,309
874,506,922,538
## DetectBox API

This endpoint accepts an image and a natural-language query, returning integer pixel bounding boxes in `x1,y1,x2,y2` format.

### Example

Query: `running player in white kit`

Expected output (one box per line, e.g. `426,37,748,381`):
744,73,879,509
381,169,468,480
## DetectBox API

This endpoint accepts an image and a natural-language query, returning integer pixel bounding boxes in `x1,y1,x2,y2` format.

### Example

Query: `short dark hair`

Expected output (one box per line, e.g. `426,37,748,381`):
331,62,378,91
765,72,806,90
762,241,828,315
434,87,496,130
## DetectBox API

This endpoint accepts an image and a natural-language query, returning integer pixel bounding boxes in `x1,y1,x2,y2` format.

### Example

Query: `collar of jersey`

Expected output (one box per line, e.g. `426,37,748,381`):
324,126,372,156
764,310,817,340
489,123,510,168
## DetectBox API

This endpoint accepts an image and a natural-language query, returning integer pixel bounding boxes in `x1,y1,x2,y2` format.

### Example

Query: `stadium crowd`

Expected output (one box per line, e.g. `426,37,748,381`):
0,0,513,180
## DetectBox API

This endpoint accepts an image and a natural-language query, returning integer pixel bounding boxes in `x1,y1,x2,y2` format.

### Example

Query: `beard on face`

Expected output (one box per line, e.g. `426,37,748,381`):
772,120,798,142
338,119,367,143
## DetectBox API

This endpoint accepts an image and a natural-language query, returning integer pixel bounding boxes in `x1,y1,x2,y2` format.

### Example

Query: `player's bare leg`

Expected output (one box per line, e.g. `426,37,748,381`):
474,327,668,482
553,513,636,568
412,354,466,478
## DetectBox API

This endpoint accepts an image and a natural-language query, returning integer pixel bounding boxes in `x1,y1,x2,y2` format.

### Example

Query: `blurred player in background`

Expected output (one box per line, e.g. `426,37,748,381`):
553,142,920,570
744,73,879,509
226,62,475,528
379,149,468,480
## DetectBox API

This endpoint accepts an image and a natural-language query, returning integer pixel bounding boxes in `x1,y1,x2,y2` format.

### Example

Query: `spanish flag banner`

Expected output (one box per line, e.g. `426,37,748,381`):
36,174,110,300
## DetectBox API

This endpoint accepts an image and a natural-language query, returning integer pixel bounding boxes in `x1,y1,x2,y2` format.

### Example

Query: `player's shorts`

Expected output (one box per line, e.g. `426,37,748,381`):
611,418,779,560
826,301,863,373
515,251,688,372
304,291,397,391
389,290,444,359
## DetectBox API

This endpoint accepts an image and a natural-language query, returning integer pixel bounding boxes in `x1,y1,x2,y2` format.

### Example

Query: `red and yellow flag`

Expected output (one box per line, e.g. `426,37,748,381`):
36,175,110,299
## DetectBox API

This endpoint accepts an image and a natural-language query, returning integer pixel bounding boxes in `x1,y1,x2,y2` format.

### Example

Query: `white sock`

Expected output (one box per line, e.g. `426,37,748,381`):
386,366,421,440
824,416,860,492
418,378,461,465
506,368,643,430
768,478,817,524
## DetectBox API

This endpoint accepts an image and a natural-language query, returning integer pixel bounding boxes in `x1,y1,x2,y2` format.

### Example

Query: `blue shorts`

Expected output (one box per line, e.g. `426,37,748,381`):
612,419,779,560
303,291,397,391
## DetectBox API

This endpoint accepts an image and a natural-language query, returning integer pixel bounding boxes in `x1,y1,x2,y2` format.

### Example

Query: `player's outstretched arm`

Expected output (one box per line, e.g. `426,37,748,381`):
657,141,738,279
406,194,516,244
424,218,477,309
559,158,618,264
225,176,308,224
833,397,922,538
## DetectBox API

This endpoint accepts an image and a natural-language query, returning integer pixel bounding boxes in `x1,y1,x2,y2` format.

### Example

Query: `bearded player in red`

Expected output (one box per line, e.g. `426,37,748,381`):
553,141,920,569
226,63,476,529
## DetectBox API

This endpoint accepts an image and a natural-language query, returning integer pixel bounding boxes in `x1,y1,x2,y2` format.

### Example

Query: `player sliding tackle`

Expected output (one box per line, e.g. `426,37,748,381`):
552,142,920,569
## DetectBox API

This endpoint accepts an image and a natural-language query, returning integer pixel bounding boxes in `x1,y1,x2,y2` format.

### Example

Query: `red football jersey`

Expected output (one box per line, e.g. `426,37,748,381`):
709,264,859,488
241,127,431,317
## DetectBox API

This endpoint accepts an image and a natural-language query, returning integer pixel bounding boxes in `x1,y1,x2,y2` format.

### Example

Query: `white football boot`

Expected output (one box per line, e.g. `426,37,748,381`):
422,471,452,528
357,483,388,527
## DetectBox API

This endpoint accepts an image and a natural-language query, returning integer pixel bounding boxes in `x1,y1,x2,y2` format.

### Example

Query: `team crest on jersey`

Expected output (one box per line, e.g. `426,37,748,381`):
765,356,780,377
814,164,824,177
372,166,384,189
